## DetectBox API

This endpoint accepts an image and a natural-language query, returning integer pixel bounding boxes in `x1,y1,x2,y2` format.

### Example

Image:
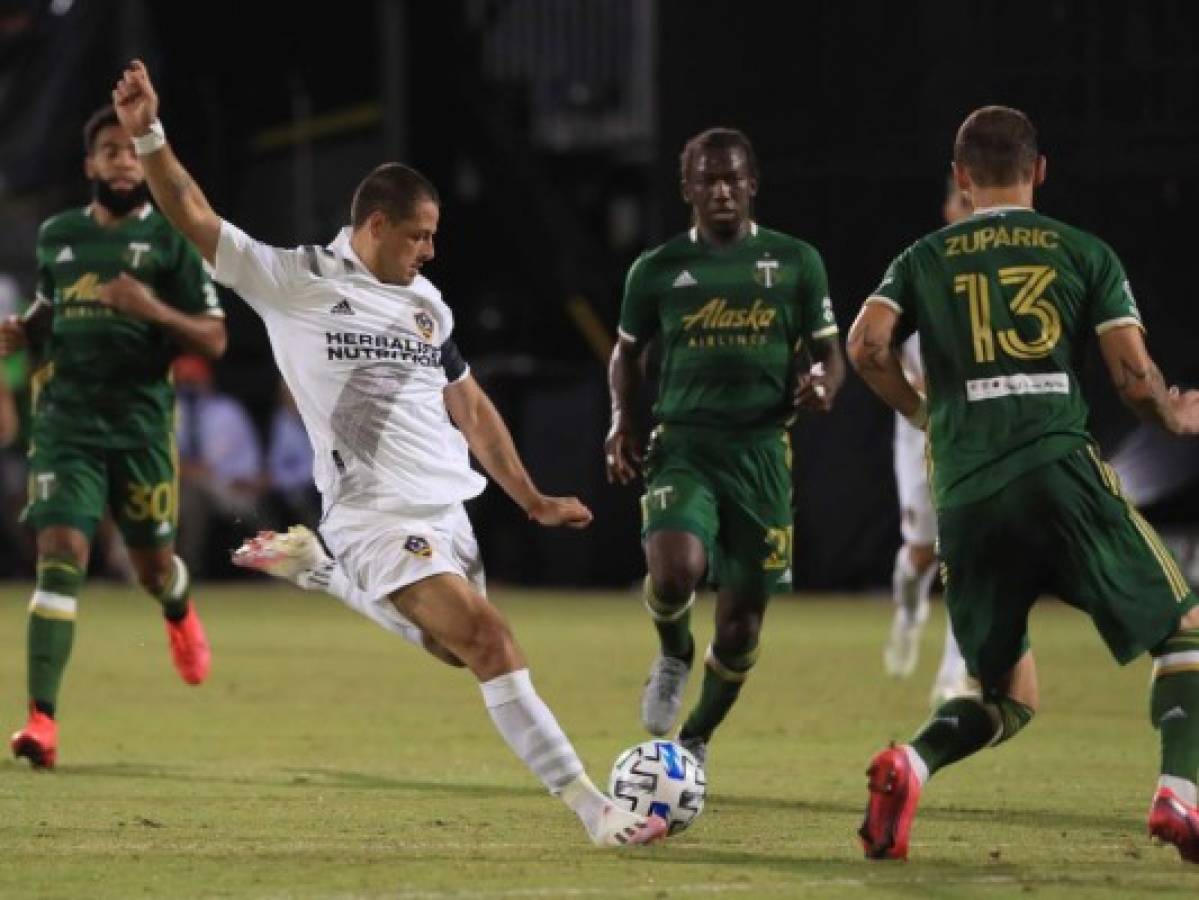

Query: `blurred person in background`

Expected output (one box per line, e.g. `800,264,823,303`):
4,104,226,770
174,353,263,576
263,379,319,530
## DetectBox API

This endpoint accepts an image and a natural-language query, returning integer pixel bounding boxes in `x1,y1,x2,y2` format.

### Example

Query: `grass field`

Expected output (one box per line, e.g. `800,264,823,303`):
3,583,1199,898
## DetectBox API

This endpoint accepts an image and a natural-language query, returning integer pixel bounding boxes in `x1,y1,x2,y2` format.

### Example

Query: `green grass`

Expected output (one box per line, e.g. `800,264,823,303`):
2,583,1197,898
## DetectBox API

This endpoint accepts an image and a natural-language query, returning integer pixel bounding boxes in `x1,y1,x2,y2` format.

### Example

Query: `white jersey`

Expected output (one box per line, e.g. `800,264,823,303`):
893,334,927,468
213,221,487,515
894,333,936,545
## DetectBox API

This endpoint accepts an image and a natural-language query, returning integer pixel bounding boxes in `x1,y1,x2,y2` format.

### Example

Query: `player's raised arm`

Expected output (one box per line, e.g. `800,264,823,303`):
847,299,927,428
1098,324,1199,435
111,60,220,265
444,373,593,528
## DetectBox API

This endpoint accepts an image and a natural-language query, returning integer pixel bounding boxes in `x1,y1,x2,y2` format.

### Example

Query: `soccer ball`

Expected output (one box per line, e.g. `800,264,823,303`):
608,739,706,835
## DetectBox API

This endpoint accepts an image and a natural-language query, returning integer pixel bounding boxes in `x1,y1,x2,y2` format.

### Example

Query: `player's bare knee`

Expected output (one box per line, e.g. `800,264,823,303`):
457,605,520,678
714,611,763,653
1178,606,1199,632
906,543,937,573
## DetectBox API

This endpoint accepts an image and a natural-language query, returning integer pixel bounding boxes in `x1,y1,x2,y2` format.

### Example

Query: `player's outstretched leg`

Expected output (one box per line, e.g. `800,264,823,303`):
884,546,935,678
861,656,1035,860
1148,625,1199,862
395,573,667,847
132,549,210,685
11,549,83,769
929,620,970,708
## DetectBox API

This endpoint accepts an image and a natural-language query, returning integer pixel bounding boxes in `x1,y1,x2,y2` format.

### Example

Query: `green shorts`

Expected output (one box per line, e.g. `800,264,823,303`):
641,424,793,595
22,435,178,548
940,446,1197,686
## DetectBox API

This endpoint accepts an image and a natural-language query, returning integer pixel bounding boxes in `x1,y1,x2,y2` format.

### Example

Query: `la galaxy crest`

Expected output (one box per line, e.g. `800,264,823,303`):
414,311,435,341
753,254,780,288
404,535,432,558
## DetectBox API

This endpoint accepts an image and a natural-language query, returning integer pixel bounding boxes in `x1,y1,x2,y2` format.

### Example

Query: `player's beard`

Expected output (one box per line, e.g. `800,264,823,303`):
92,177,151,217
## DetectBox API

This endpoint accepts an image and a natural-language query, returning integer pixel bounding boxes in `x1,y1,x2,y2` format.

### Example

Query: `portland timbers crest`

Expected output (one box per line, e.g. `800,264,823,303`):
753,254,780,288
414,310,435,341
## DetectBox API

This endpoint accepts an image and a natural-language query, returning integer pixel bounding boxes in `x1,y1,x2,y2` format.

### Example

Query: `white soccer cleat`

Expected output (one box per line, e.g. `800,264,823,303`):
589,803,668,847
883,602,928,679
641,655,691,737
232,525,325,584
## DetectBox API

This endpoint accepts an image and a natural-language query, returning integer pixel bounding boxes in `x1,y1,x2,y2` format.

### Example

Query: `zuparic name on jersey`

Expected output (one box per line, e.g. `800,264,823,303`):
326,330,441,365
945,226,1060,257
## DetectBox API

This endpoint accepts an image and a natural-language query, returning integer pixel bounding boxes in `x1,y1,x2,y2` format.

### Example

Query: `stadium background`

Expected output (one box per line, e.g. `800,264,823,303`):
0,0,1196,589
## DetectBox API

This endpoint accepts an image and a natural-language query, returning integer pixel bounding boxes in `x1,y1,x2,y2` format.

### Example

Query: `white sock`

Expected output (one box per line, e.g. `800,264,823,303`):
934,619,968,685
301,559,424,649
902,744,930,786
892,548,935,623
1160,775,1198,807
479,669,586,796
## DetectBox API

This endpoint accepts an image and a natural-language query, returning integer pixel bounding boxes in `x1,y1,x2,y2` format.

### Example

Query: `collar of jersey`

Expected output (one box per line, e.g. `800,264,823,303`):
968,204,1033,218
326,227,369,277
688,220,759,244
84,202,153,223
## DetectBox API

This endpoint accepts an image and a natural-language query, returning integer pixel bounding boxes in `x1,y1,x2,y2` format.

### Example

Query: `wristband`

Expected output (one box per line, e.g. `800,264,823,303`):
132,120,166,156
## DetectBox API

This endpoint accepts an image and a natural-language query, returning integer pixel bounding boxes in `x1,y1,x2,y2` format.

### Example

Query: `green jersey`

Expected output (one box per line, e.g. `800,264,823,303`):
619,223,838,431
870,206,1142,509
33,204,223,447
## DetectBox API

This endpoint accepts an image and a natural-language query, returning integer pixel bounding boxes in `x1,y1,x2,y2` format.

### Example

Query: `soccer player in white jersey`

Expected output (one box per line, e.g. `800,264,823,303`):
882,178,971,707
111,60,665,848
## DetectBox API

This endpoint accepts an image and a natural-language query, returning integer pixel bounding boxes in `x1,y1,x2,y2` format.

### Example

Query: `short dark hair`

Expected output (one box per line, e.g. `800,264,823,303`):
350,163,439,229
953,106,1038,188
679,127,760,183
83,104,121,155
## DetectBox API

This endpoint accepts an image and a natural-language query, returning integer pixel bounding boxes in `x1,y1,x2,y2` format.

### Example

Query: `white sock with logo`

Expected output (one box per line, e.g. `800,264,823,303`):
1159,775,1198,807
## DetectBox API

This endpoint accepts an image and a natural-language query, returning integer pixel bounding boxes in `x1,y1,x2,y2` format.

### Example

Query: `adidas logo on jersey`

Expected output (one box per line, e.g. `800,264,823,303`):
56,246,74,263
672,270,697,288
330,298,354,315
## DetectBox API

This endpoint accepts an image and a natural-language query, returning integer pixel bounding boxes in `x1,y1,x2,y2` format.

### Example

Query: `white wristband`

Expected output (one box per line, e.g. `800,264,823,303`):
132,120,166,156
905,395,929,431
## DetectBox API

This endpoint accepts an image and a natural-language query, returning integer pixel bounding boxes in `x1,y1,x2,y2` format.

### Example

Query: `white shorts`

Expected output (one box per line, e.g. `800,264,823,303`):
319,502,486,636
894,418,937,547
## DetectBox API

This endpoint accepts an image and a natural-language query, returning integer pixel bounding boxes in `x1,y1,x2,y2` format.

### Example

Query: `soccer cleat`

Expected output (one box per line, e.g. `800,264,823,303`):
859,744,922,860
641,654,691,736
590,803,669,847
232,526,325,586
165,602,211,685
11,705,57,770
883,603,928,679
679,734,708,769
1148,787,1199,863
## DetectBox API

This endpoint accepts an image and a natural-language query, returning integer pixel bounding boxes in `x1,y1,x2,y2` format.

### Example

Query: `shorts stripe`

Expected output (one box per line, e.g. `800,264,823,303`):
1128,508,1189,601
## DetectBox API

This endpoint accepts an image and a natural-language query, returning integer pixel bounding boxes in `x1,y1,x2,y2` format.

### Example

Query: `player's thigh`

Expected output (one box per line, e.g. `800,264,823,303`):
23,438,107,541
1048,448,1198,664
938,496,1043,688
107,439,177,550
710,436,793,597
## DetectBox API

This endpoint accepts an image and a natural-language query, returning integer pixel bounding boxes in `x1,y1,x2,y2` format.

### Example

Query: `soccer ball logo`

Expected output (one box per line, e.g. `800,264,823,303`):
609,739,706,835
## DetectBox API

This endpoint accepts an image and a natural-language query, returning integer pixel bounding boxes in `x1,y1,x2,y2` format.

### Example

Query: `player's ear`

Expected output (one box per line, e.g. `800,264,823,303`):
679,178,692,205
1033,155,1047,188
951,162,970,194
747,176,759,198
83,154,96,181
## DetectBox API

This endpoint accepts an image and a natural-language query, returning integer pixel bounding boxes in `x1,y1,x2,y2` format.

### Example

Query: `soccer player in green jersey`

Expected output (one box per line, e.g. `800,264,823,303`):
849,106,1199,862
606,128,845,764
3,104,227,769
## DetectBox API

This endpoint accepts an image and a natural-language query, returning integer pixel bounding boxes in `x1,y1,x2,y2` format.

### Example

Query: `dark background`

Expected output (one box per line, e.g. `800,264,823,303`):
1,0,1196,587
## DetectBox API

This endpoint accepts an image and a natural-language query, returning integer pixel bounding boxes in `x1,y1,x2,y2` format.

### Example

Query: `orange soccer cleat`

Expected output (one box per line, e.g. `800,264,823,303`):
859,744,922,860
11,704,58,770
1149,786,1199,863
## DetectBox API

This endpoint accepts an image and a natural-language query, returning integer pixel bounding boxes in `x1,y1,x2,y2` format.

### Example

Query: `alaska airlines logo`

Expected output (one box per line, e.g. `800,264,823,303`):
62,273,102,302
682,298,777,331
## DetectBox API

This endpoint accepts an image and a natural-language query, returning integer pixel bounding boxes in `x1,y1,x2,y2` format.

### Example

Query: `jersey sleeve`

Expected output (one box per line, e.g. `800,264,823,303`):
616,254,658,346
1088,241,1144,335
797,245,838,341
163,234,224,318
212,220,306,315
866,249,912,315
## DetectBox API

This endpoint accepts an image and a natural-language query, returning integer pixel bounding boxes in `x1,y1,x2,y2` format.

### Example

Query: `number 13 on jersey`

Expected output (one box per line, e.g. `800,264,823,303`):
954,265,1061,363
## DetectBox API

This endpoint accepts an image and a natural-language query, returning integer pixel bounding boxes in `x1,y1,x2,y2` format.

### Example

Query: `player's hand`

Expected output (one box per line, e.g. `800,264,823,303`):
526,494,593,529
0,316,27,355
1168,386,1199,435
97,273,165,323
604,415,643,485
793,361,835,413
112,59,160,136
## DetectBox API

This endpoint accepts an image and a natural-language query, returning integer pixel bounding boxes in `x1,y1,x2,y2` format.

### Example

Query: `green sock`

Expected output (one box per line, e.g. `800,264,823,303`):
643,576,694,662
1151,630,1199,784
679,642,759,742
153,555,191,622
28,555,84,717
910,693,1033,777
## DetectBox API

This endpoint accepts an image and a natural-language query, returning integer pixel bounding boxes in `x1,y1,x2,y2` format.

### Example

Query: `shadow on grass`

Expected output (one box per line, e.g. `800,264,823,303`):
55,762,542,800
